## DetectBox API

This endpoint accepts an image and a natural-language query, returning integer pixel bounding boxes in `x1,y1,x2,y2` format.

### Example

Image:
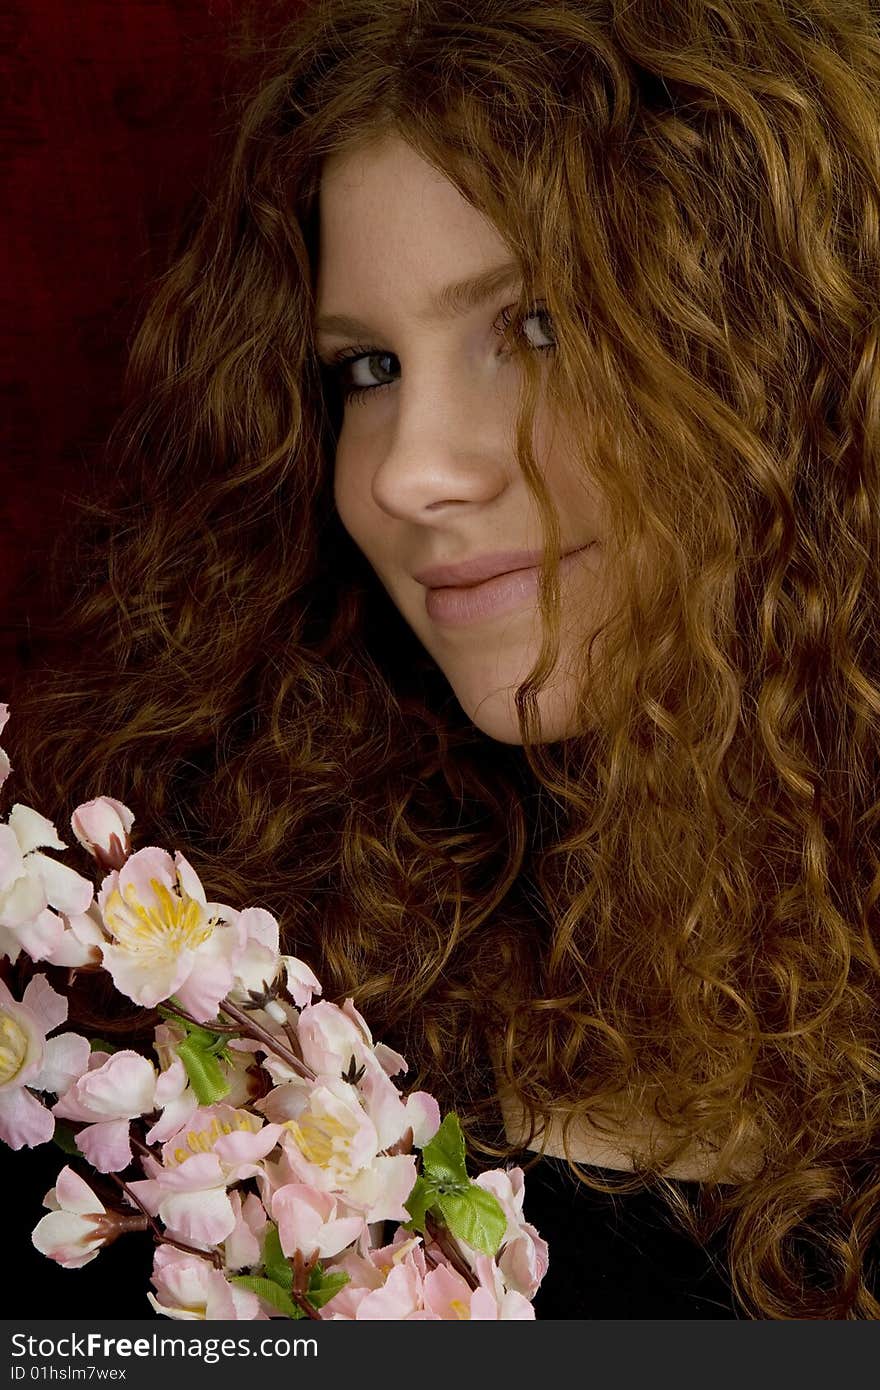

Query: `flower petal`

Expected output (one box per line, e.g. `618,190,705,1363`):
75,1117,133,1173
55,1164,106,1215
32,1209,104,1268
13,909,65,963
21,973,68,1036
100,941,186,1010
172,852,208,908
28,852,94,916
0,873,47,929
34,1031,92,1096
73,1051,157,1120
158,1186,236,1248
0,823,25,893
0,1085,54,1149
8,804,67,855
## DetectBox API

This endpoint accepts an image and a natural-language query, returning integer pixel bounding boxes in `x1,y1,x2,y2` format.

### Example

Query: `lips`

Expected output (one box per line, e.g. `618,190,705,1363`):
413,546,591,589
419,545,595,628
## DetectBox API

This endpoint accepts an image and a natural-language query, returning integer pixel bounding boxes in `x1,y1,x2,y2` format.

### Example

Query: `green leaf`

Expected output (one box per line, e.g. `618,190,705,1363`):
89,1038,120,1054
402,1174,434,1235
436,1184,507,1257
177,1037,231,1105
261,1223,293,1291
52,1121,81,1156
306,1267,350,1310
158,1004,227,1045
229,1276,303,1319
420,1113,469,1189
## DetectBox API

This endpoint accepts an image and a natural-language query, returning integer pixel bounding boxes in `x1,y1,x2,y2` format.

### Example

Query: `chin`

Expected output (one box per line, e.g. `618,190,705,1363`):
456,679,580,746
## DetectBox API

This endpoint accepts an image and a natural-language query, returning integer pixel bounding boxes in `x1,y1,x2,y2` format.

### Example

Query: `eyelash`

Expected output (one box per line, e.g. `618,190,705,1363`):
319,302,555,407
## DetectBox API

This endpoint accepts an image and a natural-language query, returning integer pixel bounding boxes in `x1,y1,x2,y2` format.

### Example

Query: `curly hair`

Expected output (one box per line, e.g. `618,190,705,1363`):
7,0,880,1319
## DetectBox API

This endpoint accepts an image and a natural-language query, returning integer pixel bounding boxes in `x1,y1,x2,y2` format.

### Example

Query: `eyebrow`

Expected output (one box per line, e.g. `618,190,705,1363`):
314,259,523,340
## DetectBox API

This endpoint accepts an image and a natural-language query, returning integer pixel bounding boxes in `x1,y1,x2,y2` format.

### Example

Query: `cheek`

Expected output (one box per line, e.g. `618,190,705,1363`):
333,442,390,571
333,442,366,538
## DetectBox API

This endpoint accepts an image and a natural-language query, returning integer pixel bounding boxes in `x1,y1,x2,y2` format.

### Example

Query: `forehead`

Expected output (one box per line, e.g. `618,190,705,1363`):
316,134,511,309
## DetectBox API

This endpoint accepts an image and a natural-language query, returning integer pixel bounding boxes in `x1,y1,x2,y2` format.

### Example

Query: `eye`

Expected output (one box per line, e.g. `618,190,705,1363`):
318,303,556,408
319,343,399,407
496,302,556,353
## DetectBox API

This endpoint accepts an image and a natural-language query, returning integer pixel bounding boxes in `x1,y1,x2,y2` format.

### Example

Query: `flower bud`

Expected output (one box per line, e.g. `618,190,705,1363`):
71,797,134,871
32,1166,147,1268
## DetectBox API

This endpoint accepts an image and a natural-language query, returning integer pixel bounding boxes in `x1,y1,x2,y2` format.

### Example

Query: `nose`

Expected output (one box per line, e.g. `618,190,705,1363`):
369,357,510,521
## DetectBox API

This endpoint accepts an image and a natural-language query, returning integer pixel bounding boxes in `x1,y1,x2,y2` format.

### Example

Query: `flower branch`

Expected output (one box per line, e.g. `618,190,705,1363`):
0,715,548,1321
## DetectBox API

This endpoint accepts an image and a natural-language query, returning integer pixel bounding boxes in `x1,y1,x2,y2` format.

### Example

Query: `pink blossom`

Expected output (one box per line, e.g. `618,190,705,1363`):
96,847,245,1021
296,998,403,1081
0,804,94,964
53,1050,158,1172
226,907,282,1004
419,1257,534,1319
0,974,90,1149
223,1191,268,1273
71,797,134,872
144,1056,199,1146
469,1254,536,1319
274,1078,418,1223
280,955,322,1009
422,1263,484,1319
258,997,438,1164
351,1260,436,1319
474,1167,549,1298
324,1232,438,1319
32,1166,130,1269
41,904,107,969
271,1182,364,1261
323,1226,535,1320
148,1245,266,1320
128,1105,282,1248
357,1065,440,1152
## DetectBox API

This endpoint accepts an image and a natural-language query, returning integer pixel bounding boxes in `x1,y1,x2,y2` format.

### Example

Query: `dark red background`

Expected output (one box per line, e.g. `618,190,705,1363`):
1,0,248,690
0,0,279,1316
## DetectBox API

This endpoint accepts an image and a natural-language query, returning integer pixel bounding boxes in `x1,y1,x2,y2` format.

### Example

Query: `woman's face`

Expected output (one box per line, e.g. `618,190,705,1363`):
316,133,607,743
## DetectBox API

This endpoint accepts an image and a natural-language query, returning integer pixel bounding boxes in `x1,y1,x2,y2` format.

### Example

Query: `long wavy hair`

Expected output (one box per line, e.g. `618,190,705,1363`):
7,0,880,1319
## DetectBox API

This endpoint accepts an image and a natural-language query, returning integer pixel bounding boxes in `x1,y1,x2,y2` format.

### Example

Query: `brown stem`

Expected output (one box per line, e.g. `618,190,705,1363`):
130,1134,158,1161
289,1248,323,1320
290,1292,322,1320
219,999,317,1083
109,1174,223,1270
163,1006,239,1036
424,1214,479,1291
100,1212,151,1239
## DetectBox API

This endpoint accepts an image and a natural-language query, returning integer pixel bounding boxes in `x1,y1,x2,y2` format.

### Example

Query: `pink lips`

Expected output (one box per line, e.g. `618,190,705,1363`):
418,546,594,628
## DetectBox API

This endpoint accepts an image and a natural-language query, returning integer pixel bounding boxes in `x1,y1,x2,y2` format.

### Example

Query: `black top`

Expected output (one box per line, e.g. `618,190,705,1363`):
520,1154,741,1319
2,1143,739,1319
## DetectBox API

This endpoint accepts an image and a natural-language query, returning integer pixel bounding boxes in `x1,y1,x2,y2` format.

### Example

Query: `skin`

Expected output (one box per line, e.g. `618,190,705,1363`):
315,133,608,745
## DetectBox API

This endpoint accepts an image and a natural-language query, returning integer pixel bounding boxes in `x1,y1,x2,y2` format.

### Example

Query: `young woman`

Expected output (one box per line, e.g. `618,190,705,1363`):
7,0,880,1318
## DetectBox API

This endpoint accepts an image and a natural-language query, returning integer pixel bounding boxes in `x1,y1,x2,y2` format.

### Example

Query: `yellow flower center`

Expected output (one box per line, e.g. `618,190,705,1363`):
170,1110,260,1167
104,877,214,961
0,1010,31,1086
286,1109,358,1180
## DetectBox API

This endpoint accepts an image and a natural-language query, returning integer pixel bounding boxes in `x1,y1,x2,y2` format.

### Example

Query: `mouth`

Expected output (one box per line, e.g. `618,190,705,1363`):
421,544,595,628
414,544,594,590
